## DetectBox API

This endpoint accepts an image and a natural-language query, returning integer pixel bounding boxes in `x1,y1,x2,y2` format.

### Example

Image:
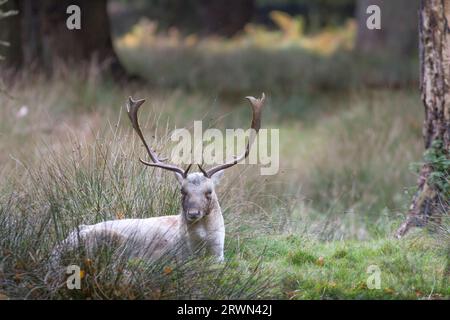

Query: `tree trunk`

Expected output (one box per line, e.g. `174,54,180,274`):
2,0,126,78
355,0,420,57
396,0,450,238
0,0,22,67
197,0,255,37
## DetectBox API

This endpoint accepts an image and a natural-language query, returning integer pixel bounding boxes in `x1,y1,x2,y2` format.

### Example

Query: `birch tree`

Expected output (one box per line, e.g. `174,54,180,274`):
396,0,450,237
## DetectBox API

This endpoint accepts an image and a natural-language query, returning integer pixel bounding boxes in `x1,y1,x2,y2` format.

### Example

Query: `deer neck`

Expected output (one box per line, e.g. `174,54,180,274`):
206,198,222,224
179,196,224,257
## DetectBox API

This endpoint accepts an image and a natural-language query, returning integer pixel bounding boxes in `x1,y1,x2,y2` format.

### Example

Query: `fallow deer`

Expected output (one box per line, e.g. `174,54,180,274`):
50,93,265,266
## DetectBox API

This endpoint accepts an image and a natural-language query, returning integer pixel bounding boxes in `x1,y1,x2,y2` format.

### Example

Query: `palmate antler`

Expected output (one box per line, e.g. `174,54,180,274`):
126,93,265,178
126,97,192,178
200,93,265,178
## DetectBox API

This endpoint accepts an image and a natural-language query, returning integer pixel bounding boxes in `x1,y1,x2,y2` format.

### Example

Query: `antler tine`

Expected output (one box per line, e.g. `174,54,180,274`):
204,93,265,178
126,97,188,177
198,164,208,177
184,164,193,177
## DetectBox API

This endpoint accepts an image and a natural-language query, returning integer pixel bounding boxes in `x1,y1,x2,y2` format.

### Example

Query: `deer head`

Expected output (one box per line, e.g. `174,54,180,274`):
126,93,265,223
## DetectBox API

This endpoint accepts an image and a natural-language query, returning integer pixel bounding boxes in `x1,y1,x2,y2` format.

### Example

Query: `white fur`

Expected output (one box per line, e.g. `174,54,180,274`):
50,173,225,269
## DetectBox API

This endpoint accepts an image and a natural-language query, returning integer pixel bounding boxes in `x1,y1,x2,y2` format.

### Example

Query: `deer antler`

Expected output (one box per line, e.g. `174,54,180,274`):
126,97,191,178
203,93,265,178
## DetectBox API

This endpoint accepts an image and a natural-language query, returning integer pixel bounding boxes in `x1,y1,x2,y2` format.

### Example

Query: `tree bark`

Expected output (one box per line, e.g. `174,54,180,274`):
396,0,450,238
2,0,126,78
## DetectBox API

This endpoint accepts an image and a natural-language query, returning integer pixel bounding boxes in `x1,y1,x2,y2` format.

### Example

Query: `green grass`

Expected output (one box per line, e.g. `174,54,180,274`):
234,234,449,299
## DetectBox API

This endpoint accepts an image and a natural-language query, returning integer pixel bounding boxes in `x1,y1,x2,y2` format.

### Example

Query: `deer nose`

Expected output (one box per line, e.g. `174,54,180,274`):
187,209,201,220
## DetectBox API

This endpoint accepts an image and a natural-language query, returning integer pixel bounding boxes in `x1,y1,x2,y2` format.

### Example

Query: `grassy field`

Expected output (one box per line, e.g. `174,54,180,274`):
0,69,447,299
0,18,448,298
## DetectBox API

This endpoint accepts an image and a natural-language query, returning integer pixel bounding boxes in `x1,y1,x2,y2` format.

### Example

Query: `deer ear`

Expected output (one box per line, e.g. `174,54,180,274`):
175,172,184,185
211,170,224,186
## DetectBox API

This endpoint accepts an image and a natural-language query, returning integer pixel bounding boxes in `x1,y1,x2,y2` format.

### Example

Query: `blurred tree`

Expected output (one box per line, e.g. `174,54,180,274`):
1,0,126,78
110,0,356,37
355,0,419,56
143,0,255,36
197,0,255,36
396,0,450,238
255,0,355,32
0,0,21,66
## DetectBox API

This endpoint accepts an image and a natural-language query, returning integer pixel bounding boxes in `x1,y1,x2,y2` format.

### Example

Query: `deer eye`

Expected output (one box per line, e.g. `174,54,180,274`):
181,189,187,196
205,190,212,197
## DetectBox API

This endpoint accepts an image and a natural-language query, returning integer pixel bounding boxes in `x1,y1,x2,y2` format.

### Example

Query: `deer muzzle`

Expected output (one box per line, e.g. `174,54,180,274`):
185,209,203,221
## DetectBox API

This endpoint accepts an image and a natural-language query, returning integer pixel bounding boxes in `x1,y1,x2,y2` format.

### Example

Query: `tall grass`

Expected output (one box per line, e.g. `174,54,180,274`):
0,69,430,239
0,117,276,299
0,68,447,299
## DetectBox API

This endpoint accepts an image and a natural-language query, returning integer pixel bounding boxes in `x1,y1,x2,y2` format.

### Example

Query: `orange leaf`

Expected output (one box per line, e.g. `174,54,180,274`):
14,273,22,283
316,256,325,266
116,211,125,220
84,258,92,266
163,266,173,275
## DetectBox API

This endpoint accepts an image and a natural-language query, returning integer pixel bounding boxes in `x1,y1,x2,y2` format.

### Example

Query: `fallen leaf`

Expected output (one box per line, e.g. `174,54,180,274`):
116,211,125,220
16,106,29,118
163,266,173,275
384,288,395,294
14,273,22,283
317,256,325,266
84,258,92,266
